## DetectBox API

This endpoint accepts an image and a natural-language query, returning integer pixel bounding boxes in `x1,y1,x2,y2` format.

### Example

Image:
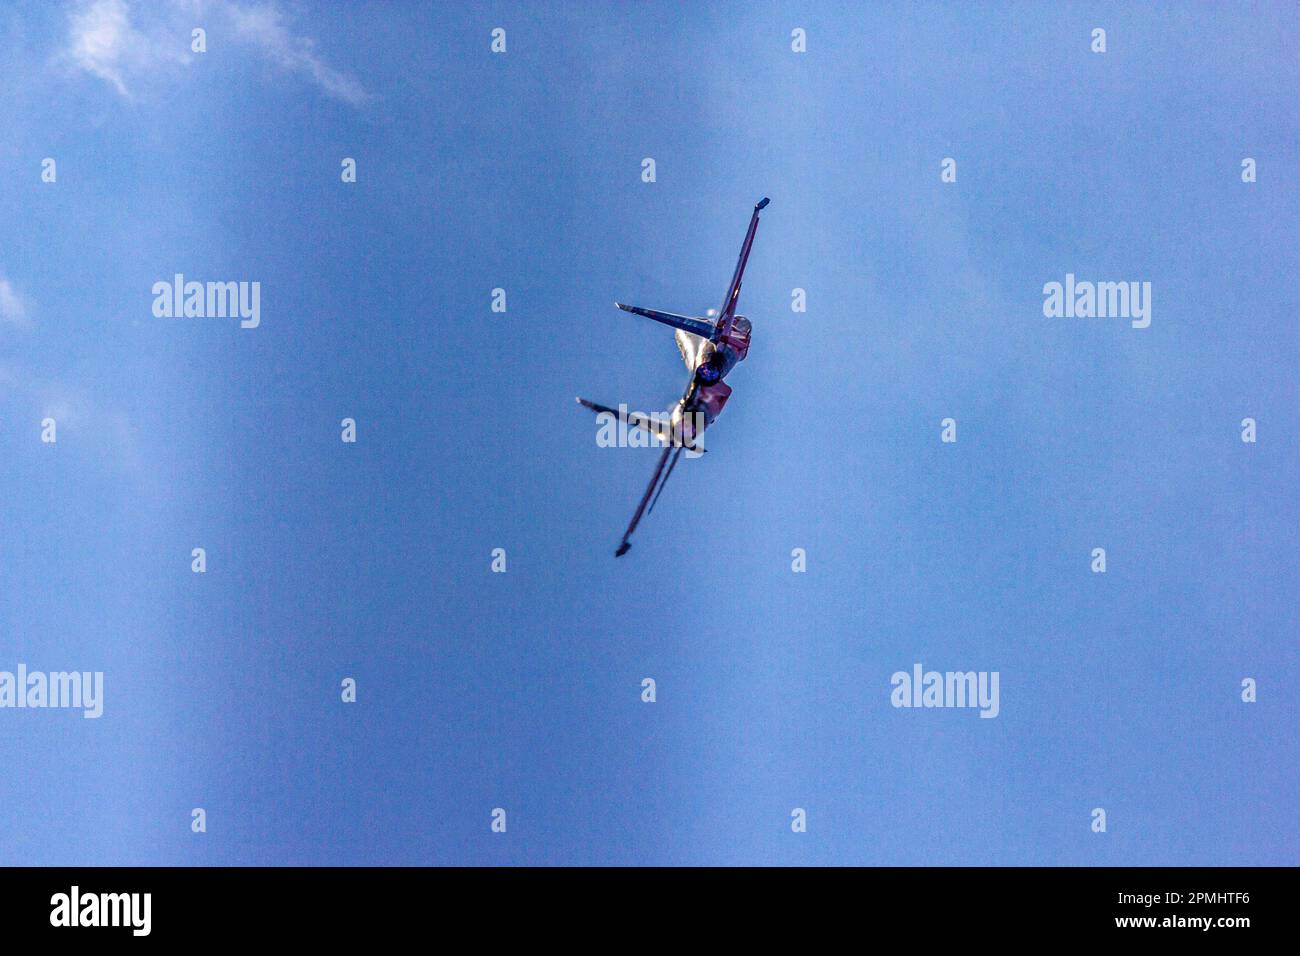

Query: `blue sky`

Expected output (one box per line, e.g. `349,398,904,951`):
0,1,1295,865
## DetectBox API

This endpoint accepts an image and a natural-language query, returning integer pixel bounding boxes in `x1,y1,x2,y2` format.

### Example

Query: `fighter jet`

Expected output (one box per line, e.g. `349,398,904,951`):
577,197,770,556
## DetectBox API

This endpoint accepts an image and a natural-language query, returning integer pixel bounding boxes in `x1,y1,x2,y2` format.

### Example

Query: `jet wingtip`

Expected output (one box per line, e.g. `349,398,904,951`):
615,543,631,557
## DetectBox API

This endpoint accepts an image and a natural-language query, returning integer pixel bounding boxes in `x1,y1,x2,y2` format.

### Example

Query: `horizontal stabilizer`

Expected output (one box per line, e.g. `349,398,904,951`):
615,302,716,339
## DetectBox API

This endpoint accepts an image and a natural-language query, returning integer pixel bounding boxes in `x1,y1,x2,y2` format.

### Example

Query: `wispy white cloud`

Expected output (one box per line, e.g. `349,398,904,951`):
226,3,369,106
63,0,368,107
64,0,187,98
0,277,32,327
0,361,146,477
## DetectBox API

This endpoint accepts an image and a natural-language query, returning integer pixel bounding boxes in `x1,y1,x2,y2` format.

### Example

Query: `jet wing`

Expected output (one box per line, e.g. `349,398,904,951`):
715,197,770,340
615,302,716,339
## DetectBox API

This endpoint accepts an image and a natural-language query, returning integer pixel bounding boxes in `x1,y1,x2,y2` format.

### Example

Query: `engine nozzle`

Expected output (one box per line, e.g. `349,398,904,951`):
694,351,727,385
